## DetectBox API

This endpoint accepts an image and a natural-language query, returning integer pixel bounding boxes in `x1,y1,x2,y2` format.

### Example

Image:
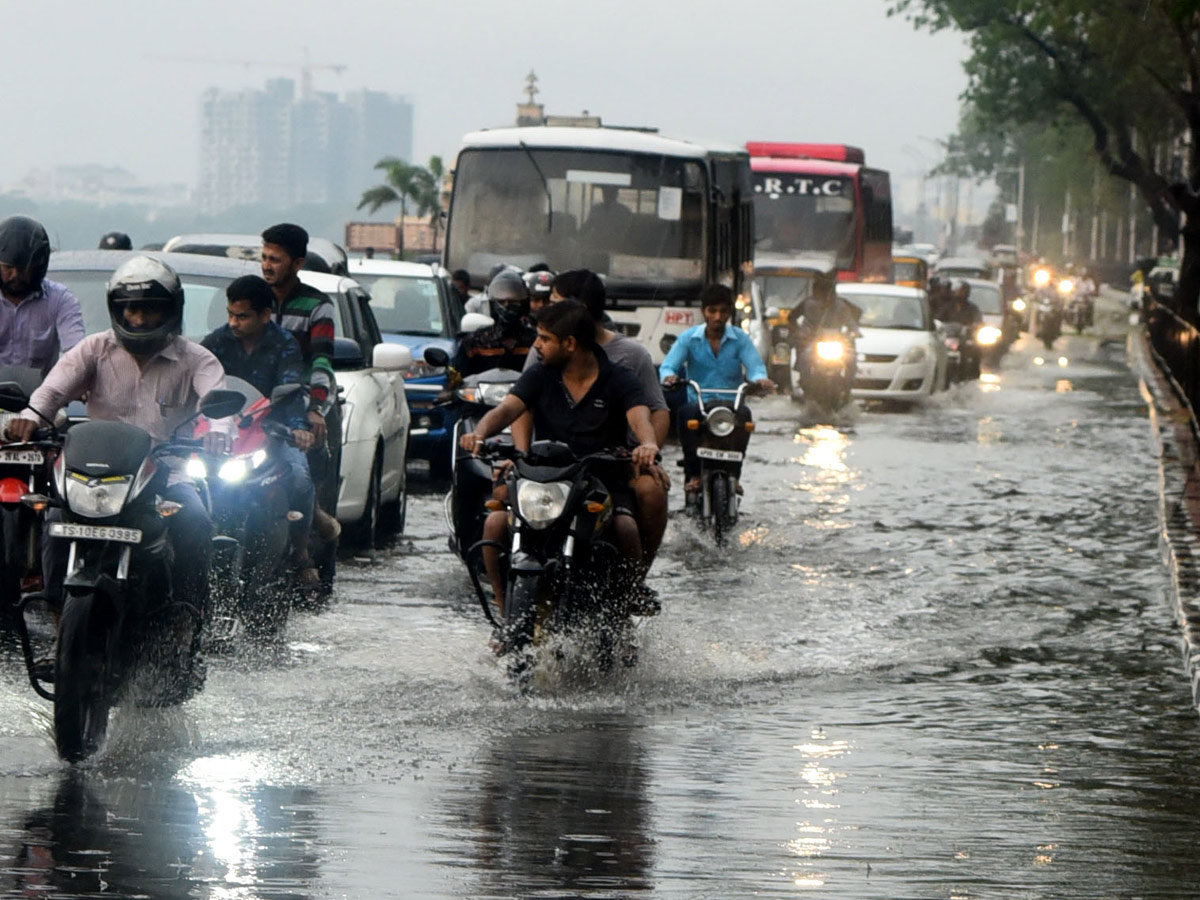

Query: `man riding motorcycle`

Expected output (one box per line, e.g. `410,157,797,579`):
454,269,538,376
660,284,773,497
459,299,658,619
0,215,86,376
201,274,319,585
940,278,984,328
789,270,861,394
6,256,232,617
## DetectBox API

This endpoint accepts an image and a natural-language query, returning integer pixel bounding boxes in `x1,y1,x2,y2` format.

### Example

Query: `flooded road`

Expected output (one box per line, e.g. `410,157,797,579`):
2,310,1198,898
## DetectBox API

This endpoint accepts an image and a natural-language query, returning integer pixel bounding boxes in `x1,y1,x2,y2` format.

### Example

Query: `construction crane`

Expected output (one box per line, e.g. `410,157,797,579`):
144,48,347,99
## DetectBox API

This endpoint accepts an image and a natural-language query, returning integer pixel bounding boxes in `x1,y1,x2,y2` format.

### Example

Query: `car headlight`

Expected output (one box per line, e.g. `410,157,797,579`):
977,325,1003,346
900,345,928,364
706,406,737,437
65,474,132,519
516,479,571,529
218,457,249,482
1011,298,1027,313
816,340,845,362
186,456,208,479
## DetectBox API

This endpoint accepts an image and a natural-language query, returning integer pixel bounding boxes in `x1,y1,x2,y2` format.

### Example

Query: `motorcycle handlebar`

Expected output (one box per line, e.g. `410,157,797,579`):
478,439,660,466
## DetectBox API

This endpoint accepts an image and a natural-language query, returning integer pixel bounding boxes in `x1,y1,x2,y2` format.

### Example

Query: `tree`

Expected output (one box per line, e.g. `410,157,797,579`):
357,155,445,256
889,0,1200,314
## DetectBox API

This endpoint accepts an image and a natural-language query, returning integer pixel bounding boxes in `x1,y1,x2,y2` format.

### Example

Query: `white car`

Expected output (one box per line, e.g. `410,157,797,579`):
46,251,413,548
836,283,947,403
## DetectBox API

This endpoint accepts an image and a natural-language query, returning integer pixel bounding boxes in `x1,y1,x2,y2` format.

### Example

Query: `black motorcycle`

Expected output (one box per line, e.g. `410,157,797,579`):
471,440,639,688
671,380,756,545
14,389,244,762
938,322,981,383
1036,292,1063,350
443,366,521,570
195,378,309,641
795,328,856,414
1064,294,1094,334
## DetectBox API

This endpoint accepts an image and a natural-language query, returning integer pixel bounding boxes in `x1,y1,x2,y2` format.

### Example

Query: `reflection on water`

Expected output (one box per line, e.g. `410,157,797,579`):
437,721,653,897
0,768,323,899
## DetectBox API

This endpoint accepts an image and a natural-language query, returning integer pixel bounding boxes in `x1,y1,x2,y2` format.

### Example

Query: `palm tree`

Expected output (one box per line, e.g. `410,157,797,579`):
358,155,445,257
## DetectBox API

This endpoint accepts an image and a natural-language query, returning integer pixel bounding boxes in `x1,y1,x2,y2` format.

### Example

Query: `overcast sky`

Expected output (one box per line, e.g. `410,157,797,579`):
14,0,968,208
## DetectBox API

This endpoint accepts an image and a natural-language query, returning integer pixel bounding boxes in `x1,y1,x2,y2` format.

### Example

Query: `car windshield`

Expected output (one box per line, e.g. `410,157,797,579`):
751,173,856,269
353,273,446,336
446,147,706,293
893,259,924,283
966,283,1002,315
843,292,929,330
754,274,815,311
47,270,345,340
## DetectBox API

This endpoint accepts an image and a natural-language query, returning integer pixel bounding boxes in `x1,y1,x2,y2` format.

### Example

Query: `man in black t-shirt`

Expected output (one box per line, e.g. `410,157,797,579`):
460,300,658,616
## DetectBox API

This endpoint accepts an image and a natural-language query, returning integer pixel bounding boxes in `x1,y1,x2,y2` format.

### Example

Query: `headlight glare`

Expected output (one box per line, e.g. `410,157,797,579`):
515,480,571,529
977,325,1003,346
1011,298,1027,312
816,340,845,362
186,457,208,479
218,457,249,482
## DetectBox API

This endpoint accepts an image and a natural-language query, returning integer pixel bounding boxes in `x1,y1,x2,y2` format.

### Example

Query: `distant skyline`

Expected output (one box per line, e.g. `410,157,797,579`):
12,0,969,208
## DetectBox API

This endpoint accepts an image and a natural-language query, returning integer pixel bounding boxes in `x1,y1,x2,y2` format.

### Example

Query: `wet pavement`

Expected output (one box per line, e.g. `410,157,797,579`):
3,303,1200,898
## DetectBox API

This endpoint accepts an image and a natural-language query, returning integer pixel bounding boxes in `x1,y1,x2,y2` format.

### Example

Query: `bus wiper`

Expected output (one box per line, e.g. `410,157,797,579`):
519,141,553,234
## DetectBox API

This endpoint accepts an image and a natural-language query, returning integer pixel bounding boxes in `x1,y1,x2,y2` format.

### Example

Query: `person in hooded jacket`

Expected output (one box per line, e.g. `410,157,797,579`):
453,269,537,376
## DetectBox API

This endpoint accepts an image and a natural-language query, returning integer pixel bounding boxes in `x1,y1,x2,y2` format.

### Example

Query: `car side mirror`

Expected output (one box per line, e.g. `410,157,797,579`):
0,381,30,413
371,343,413,370
423,346,451,368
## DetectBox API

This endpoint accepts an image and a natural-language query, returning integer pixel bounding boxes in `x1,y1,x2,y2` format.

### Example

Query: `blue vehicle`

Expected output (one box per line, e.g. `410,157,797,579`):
348,259,465,477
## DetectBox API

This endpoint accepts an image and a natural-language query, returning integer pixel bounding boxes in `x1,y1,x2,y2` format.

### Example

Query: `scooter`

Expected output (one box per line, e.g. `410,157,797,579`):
473,439,640,689
14,389,245,762
192,377,309,641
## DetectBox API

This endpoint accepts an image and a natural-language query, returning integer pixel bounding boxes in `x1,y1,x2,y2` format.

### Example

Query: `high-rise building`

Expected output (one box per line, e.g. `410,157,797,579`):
197,79,413,214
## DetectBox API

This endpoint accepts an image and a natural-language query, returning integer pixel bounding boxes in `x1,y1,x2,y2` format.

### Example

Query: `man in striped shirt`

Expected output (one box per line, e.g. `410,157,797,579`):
261,224,342,541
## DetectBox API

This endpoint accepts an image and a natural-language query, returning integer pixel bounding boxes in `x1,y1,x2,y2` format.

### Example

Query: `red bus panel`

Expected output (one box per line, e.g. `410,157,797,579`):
745,142,865,165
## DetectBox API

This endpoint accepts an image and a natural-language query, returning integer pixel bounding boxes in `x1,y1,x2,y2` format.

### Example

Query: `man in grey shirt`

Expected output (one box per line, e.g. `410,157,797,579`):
0,216,85,375
515,270,669,613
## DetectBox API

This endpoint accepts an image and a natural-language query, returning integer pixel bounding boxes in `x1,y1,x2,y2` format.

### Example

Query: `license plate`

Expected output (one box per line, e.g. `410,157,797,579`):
697,447,744,462
0,449,43,464
49,522,142,544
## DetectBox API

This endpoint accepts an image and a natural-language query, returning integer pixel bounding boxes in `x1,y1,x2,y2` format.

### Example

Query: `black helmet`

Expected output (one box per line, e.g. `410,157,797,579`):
106,256,184,356
0,215,51,296
524,269,554,299
487,270,530,328
98,231,133,251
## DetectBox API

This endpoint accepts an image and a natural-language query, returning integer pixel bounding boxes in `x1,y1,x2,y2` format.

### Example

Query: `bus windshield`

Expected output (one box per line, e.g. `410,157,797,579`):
447,148,707,293
751,173,856,269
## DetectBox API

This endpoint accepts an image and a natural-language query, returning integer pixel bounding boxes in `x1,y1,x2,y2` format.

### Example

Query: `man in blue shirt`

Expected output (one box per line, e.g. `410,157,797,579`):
660,284,773,494
0,216,85,375
201,274,319,585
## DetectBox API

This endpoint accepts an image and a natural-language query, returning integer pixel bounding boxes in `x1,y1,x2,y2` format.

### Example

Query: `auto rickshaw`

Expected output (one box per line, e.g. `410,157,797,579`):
892,254,928,289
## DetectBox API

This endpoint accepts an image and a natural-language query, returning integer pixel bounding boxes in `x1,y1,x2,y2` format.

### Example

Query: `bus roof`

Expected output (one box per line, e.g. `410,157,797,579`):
749,157,862,177
746,142,865,164
459,126,746,159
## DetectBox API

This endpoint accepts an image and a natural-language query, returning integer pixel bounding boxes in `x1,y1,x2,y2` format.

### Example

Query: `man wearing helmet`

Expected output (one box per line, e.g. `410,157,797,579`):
0,215,85,376
941,278,983,327
7,256,232,619
98,231,133,251
453,269,537,376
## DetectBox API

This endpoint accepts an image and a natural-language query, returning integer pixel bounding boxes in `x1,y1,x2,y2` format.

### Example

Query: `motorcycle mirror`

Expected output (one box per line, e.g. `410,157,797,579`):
199,389,247,420
423,346,451,368
0,381,30,413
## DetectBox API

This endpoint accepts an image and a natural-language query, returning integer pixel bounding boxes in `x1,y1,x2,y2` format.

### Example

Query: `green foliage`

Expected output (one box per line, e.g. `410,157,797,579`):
357,155,446,251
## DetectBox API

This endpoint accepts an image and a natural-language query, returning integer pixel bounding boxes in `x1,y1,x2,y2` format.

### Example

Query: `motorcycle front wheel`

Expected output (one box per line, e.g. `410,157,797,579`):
54,594,111,762
710,473,732,546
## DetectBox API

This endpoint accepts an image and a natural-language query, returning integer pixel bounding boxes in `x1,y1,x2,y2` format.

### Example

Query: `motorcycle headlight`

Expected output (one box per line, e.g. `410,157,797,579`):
977,325,1003,346
706,406,737,437
480,382,513,406
186,456,208,479
252,449,268,469
900,345,928,364
1011,298,1027,313
816,340,845,362
65,473,132,519
1033,268,1051,287
1057,278,1075,295
515,479,571,529
218,457,249,482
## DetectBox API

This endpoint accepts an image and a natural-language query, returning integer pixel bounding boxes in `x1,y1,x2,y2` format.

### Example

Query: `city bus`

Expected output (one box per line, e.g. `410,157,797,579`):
444,123,755,361
746,142,893,282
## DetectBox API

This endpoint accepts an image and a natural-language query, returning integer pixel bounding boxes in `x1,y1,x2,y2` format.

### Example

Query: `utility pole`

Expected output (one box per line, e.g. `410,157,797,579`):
1016,161,1026,254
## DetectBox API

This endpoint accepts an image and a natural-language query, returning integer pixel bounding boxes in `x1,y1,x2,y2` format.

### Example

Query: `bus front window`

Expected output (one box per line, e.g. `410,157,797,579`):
751,174,856,269
447,149,706,293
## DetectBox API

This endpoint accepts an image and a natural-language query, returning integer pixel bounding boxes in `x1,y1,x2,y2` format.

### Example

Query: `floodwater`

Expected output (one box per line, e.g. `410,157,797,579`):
2,304,1198,899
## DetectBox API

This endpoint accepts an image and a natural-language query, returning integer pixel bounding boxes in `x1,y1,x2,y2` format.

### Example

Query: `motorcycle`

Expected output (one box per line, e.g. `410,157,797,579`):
0,368,57,621
794,328,857,415
669,380,757,545
192,377,309,641
1063,288,1095,334
14,388,245,762
1036,291,1063,350
471,439,640,689
938,322,981,383
443,365,521,570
